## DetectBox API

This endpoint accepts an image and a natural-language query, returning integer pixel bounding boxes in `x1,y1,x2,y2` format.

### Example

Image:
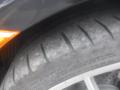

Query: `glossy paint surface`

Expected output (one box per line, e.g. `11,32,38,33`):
0,0,88,31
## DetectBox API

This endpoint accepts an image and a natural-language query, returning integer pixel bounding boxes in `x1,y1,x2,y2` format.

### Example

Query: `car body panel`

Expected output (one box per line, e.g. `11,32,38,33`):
0,0,88,32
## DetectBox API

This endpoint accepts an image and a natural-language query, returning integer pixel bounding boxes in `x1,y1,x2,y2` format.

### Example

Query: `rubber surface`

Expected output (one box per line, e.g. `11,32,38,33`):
0,0,90,85
1,1,120,90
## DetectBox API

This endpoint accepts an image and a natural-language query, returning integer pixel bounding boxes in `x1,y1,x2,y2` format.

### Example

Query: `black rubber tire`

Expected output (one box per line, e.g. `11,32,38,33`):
1,1,120,90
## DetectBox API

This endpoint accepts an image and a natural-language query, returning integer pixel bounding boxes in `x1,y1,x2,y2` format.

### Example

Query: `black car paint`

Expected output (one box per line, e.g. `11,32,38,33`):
0,0,88,32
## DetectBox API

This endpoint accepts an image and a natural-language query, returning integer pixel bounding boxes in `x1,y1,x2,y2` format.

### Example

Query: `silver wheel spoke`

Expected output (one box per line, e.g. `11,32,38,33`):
84,77,99,90
50,62,120,90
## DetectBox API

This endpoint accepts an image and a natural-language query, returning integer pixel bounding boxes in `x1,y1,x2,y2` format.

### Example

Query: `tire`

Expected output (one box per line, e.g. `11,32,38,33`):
1,1,120,90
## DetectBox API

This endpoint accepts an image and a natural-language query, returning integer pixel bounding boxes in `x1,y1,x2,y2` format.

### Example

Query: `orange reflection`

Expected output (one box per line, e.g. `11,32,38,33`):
0,30,20,48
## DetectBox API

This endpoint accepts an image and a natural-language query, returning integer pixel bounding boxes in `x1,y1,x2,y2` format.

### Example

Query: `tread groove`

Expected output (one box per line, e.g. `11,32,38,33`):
26,53,32,72
13,65,16,83
76,24,94,45
94,19,114,39
2,80,5,90
61,32,74,50
113,15,120,21
41,43,49,63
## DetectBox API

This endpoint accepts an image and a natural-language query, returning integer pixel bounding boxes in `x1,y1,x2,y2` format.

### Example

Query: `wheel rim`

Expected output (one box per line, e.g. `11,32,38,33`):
49,62,120,90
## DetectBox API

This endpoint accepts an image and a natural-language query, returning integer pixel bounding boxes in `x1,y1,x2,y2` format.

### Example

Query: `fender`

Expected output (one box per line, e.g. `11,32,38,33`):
0,0,89,32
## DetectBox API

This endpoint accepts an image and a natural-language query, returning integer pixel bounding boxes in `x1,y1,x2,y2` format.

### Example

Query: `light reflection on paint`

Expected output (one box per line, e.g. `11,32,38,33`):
0,30,20,48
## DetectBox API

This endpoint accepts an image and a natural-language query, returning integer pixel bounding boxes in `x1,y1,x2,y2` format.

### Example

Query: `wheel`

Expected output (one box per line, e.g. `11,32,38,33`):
1,1,120,90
